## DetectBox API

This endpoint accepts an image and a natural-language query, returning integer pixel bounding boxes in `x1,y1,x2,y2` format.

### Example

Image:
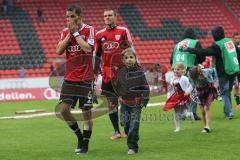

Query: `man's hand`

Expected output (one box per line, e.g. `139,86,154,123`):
67,21,79,34
179,46,189,52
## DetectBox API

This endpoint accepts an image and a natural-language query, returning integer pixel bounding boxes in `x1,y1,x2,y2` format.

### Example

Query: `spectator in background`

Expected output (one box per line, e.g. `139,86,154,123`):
3,0,8,13
37,8,44,23
19,64,25,78
232,32,240,110
50,63,54,73
8,0,12,12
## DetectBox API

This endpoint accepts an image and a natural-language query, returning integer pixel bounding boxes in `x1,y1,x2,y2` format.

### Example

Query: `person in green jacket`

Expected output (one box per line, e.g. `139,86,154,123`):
180,26,239,119
170,28,205,120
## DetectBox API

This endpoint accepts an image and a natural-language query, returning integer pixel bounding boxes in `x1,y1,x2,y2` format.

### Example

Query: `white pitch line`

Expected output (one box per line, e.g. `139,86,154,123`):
0,102,165,120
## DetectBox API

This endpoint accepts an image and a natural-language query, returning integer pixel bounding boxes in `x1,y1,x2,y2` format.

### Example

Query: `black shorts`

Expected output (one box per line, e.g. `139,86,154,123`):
101,81,119,105
101,81,118,96
60,80,93,109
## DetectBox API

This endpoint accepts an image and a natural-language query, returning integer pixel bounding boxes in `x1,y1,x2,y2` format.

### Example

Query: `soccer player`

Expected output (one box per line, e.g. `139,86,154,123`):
55,4,95,154
94,8,135,139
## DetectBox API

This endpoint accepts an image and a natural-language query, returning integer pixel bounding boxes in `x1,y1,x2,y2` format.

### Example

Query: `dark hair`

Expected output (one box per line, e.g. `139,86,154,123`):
121,48,140,67
211,26,225,41
182,28,197,40
188,66,201,80
233,32,239,36
67,4,81,16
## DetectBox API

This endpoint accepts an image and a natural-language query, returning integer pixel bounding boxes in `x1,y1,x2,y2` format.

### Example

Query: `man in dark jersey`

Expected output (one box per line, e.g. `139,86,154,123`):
55,4,95,155
94,8,135,139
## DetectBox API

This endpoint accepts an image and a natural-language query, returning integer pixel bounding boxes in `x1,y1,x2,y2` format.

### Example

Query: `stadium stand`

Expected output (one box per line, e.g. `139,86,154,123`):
225,0,240,20
0,0,239,78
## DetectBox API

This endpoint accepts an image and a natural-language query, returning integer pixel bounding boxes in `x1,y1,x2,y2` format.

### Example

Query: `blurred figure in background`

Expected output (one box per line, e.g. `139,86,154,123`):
37,8,44,23
232,32,240,110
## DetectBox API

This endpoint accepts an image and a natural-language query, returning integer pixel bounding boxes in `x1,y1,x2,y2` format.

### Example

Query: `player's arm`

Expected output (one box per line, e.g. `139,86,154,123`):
183,44,219,57
74,33,93,53
93,36,102,75
122,28,135,51
195,42,206,64
69,22,93,53
56,33,70,55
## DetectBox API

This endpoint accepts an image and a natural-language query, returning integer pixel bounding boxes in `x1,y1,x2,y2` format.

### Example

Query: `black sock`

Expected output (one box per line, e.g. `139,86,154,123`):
83,130,92,140
124,126,129,135
235,95,240,105
109,112,120,133
82,130,92,151
68,122,83,141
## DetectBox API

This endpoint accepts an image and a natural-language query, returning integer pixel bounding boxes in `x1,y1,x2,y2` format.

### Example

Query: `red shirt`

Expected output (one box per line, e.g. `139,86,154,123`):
94,26,134,83
59,23,95,82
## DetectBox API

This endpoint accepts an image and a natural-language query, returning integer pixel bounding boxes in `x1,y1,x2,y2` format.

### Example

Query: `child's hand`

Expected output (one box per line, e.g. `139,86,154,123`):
119,97,123,103
236,104,240,110
184,92,190,96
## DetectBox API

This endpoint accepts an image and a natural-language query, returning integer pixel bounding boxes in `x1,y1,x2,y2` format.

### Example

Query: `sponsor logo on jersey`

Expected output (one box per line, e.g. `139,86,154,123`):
103,42,119,51
67,45,82,52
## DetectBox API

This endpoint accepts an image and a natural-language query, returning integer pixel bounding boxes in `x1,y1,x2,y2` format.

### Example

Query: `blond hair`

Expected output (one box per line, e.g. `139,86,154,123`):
174,62,186,74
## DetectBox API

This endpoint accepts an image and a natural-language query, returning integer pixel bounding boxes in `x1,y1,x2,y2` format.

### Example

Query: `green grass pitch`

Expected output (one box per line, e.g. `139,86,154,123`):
0,96,240,160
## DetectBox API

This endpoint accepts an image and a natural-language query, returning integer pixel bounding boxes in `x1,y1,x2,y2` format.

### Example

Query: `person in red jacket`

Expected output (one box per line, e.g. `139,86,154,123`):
94,8,135,139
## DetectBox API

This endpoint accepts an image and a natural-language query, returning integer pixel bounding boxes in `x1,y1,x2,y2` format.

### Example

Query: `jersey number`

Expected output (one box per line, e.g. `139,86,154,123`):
176,54,185,61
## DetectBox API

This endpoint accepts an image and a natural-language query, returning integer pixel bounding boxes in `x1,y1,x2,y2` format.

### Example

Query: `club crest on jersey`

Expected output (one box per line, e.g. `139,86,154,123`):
115,35,121,41
179,40,189,48
225,41,236,53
